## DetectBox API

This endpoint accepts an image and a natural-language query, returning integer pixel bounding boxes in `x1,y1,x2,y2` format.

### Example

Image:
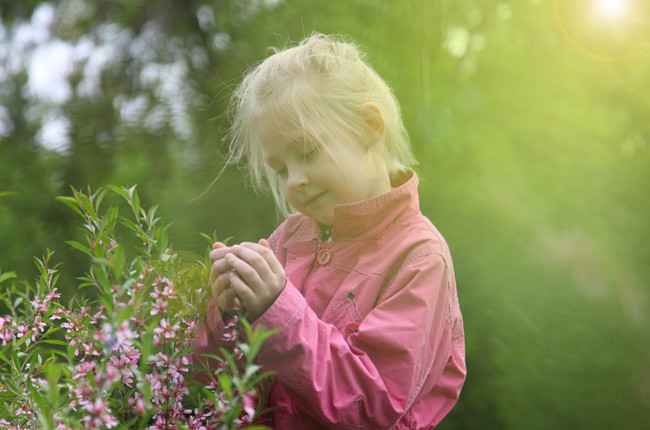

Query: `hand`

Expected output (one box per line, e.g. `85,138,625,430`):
223,239,286,322
208,242,241,313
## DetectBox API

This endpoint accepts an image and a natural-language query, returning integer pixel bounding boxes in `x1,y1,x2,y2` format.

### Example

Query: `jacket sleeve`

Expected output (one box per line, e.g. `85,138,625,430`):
189,297,237,384
189,222,292,383
252,250,457,428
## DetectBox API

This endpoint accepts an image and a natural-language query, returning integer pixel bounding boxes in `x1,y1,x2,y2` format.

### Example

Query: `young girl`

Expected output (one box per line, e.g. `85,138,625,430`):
192,34,466,429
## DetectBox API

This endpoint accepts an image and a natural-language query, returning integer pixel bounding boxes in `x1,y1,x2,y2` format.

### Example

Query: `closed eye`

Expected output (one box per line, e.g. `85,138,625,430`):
301,146,319,162
275,166,288,178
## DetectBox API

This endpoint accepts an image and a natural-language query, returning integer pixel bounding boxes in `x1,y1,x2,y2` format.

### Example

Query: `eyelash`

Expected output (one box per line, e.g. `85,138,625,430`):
301,146,319,161
274,146,319,178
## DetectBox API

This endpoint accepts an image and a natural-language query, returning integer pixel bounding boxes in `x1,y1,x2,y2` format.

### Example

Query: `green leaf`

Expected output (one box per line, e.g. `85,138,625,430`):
28,380,54,430
93,187,108,211
41,339,68,347
219,371,233,397
0,270,17,284
120,218,142,234
13,296,23,309
100,206,119,233
130,185,141,215
0,350,10,365
244,364,261,380
107,184,130,202
46,362,63,406
77,191,97,219
56,196,85,218
243,321,277,363
91,264,111,291
65,240,92,256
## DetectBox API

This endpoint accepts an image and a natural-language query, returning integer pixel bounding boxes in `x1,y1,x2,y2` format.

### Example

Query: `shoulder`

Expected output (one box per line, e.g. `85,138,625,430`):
383,212,452,266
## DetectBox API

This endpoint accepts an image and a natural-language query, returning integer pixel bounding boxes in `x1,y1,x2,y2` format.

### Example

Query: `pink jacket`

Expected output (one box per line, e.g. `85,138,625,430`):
192,170,466,429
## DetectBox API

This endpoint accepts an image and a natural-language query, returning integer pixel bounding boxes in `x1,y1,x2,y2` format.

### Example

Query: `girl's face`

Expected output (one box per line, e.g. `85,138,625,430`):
261,122,391,226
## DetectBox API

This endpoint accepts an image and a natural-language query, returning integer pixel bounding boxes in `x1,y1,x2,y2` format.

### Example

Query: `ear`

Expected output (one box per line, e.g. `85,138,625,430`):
362,102,386,145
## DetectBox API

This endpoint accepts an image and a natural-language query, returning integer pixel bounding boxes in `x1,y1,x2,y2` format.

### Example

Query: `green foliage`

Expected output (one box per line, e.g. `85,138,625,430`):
1,1,649,429
0,186,274,428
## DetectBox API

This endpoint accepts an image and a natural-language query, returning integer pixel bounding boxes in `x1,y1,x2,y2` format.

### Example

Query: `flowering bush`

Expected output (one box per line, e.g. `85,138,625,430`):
0,186,274,429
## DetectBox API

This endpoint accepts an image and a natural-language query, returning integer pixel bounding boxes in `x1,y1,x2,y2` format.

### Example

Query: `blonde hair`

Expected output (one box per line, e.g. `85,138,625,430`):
224,33,416,217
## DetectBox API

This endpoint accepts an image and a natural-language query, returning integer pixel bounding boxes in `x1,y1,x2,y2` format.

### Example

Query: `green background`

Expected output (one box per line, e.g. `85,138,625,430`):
1,0,649,428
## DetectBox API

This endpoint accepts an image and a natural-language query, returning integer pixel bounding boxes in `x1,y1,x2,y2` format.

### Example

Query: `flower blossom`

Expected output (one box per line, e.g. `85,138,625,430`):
153,318,179,340
81,398,119,429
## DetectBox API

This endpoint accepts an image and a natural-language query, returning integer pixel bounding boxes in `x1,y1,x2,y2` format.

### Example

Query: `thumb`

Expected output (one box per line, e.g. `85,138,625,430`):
212,241,227,250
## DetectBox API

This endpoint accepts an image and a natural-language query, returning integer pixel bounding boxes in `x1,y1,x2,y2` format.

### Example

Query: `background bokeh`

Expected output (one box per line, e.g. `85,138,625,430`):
1,0,649,428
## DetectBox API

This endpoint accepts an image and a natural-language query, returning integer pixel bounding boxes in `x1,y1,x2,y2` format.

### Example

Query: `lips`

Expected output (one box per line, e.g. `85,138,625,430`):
302,191,326,205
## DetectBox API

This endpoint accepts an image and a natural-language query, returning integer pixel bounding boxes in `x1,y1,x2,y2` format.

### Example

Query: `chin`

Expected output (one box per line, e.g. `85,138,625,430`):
318,217,334,226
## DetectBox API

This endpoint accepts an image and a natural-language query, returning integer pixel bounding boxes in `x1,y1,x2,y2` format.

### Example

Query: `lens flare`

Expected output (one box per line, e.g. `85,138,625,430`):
596,0,627,18
554,0,650,61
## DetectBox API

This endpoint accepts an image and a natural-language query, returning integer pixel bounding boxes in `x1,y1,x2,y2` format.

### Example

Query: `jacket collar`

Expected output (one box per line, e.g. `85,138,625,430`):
285,169,421,247
330,169,419,240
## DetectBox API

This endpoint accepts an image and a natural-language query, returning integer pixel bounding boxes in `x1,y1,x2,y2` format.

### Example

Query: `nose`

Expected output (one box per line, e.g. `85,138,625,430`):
287,167,308,192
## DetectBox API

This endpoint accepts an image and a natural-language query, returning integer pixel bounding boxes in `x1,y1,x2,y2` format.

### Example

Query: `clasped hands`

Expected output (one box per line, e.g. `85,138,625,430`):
209,239,286,322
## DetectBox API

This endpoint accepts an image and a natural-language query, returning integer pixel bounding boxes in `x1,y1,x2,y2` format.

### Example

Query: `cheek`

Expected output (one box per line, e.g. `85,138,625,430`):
280,184,300,207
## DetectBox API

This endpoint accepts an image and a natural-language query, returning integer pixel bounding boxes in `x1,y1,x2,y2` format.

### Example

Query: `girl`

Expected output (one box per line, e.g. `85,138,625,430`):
192,34,466,429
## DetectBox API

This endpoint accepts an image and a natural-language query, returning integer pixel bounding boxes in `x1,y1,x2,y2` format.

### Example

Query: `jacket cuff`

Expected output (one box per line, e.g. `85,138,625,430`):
252,279,306,360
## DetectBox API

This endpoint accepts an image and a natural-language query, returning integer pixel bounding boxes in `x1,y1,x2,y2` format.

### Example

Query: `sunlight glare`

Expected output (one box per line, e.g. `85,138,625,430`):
596,0,627,18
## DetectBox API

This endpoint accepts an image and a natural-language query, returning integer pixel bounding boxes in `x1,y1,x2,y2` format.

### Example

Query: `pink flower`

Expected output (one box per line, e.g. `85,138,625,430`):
81,398,118,428
221,329,238,342
233,390,257,425
233,345,244,361
0,316,10,330
15,324,30,339
116,320,136,344
50,308,65,320
104,364,122,386
129,392,147,415
47,289,62,301
150,300,168,315
182,317,197,333
34,316,46,332
30,298,48,314
153,318,179,339
72,361,96,380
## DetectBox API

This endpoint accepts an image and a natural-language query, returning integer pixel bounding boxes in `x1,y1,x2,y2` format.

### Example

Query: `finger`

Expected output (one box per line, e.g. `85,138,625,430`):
209,258,233,285
209,246,231,264
209,256,232,281
212,241,227,250
228,271,256,308
239,241,284,276
211,271,231,298
258,238,271,249
217,286,238,313
228,244,275,287
224,251,264,290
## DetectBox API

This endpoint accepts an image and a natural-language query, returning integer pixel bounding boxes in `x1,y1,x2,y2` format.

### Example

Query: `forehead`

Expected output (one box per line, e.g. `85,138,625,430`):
259,129,316,162
256,113,320,155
